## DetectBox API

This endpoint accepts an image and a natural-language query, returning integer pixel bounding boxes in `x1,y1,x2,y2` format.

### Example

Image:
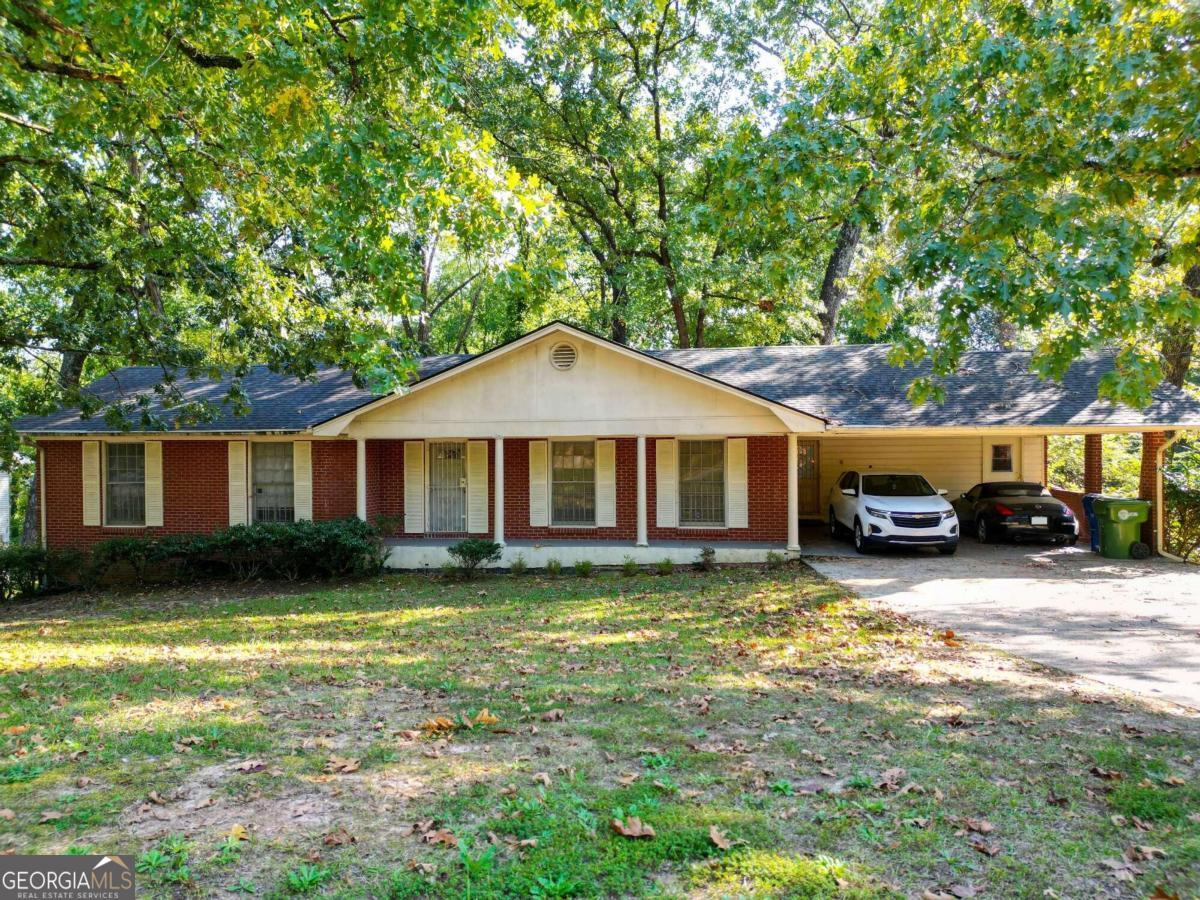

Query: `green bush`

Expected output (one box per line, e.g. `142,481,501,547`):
573,559,594,577
447,539,503,576
544,558,562,576
508,554,528,575
655,558,674,576
765,550,786,570
621,555,639,576
695,546,716,571
0,546,84,601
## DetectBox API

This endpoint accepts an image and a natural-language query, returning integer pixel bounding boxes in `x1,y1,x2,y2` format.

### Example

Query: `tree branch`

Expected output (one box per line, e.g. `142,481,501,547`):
0,111,52,134
0,255,106,271
166,29,247,70
18,56,123,83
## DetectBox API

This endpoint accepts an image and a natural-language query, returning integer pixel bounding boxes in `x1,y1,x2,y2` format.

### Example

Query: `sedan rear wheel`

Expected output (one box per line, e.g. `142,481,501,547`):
976,517,991,544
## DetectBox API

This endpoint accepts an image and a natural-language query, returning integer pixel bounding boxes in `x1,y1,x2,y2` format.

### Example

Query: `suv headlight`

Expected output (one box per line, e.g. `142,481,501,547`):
864,506,890,519
942,509,957,520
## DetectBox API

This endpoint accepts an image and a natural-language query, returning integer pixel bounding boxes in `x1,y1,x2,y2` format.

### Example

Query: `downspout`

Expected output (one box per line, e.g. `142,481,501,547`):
1156,431,1188,562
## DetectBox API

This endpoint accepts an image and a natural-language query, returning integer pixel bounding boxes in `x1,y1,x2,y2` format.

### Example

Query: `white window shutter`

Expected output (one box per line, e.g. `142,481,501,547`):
528,440,548,527
596,440,616,527
0,471,9,546
726,438,748,529
655,439,677,528
404,441,425,533
228,441,248,526
82,441,101,526
293,442,313,521
467,441,489,534
144,441,163,527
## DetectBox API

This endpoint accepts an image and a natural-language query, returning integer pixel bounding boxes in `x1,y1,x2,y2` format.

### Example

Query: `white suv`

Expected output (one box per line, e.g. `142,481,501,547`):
829,471,959,555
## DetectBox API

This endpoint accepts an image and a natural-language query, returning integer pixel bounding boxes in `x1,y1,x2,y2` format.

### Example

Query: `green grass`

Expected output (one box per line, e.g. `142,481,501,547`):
1,567,1198,898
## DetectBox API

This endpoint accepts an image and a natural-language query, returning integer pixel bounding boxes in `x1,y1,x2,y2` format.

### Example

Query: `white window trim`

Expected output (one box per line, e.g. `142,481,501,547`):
102,441,147,528
676,436,728,530
549,437,598,529
990,442,1015,473
424,438,469,535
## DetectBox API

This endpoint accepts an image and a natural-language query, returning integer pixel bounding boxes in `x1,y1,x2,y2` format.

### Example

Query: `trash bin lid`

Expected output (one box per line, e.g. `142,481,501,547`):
1091,497,1151,521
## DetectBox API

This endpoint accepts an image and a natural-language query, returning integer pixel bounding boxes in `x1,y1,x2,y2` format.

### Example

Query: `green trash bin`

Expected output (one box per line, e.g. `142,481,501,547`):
1091,497,1152,560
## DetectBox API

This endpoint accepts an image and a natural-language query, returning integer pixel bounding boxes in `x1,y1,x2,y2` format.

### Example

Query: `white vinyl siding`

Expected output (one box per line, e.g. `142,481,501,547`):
228,441,248,526
144,441,163,527
595,440,616,527
654,439,677,528
404,441,425,533
81,440,101,526
467,440,489,533
725,437,748,528
104,442,145,527
528,440,549,527
293,441,313,521
550,440,596,526
1021,436,1046,484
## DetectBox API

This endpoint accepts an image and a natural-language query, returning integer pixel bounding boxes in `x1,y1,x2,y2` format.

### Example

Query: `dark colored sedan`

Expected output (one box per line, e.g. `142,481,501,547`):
952,482,1079,545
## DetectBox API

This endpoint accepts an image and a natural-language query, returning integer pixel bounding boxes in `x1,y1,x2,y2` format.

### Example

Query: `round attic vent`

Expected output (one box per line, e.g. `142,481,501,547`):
550,342,577,371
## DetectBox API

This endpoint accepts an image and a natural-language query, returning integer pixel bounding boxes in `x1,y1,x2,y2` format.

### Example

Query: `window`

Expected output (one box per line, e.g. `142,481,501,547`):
105,443,145,526
839,471,858,492
679,440,725,526
861,474,936,497
253,443,294,523
551,440,595,525
991,444,1014,472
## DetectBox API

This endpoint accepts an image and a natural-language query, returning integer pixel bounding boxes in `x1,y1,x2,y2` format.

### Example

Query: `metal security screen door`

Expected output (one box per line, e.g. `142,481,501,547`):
428,441,467,533
797,440,820,517
253,443,294,523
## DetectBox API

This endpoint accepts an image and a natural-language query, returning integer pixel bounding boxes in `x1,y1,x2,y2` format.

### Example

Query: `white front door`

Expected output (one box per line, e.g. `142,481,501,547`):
427,441,467,533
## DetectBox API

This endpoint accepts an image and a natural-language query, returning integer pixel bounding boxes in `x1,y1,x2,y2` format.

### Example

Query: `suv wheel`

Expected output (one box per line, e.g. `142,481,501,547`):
828,509,841,540
853,519,870,554
976,517,991,543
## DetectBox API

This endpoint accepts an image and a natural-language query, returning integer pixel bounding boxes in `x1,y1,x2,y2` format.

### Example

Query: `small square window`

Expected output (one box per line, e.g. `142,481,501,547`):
991,444,1014,473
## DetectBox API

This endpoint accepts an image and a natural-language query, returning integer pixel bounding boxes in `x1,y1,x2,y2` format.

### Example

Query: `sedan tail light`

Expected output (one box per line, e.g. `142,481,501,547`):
994,503,1015,517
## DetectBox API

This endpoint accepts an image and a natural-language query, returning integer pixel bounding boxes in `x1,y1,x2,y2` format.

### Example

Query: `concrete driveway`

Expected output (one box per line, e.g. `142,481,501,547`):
803,533,1200,710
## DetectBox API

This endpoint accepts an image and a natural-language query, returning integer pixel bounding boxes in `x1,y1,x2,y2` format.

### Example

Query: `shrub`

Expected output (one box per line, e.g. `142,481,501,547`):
0,546,84,601
621,555,639,576
573,559,594,577
695,546,716,571
655,558,674,576
447,539,503,577
508,554,528,576
765,550,786,570
544,558,562,576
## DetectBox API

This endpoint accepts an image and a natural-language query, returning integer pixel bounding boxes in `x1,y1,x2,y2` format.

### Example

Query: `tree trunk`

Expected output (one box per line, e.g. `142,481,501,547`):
58,349,87,389
1162,264,1200,388
21,468,39,546
817,207,864,345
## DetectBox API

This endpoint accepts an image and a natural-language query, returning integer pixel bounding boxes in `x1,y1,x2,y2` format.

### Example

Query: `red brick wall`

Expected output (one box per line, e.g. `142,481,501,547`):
647,435,788,542
1139,431,1166,549
1083,434,1104,494
366,439,494,539
503,438,638,541
41,439,229,550
312,441,357,521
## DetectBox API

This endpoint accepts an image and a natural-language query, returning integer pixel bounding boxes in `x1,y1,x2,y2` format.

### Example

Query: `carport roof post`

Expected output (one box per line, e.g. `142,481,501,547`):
1084,434,1103,494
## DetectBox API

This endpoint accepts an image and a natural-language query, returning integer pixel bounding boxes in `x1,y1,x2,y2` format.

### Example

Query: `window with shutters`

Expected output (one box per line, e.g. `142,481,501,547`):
252,443,294,522
105,443,146,526
679,440,725,527
551,440,595,526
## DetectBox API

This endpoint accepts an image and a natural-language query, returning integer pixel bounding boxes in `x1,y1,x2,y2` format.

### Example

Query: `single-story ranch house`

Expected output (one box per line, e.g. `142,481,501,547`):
14,322,1200,566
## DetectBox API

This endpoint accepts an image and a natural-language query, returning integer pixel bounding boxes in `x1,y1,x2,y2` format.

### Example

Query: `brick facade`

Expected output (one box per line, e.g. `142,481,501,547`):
1083,434,1104,494
503,438,639,541
313,441,357,521
41,439,230,550
647,435,789,542
1139,431,1166,549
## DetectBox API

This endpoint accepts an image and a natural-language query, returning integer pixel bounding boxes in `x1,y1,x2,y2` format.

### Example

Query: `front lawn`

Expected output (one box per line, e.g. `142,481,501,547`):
1,566,1197,898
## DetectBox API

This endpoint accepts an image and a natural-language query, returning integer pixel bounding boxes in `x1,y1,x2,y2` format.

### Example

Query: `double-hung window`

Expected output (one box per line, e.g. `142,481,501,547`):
551,440,595,526
253,443,295,523
678,439,725,527
105,443,146,526
991,444,1014,473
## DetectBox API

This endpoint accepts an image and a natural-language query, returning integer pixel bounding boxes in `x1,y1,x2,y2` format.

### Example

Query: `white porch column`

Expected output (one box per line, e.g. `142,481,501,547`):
787,433,800,552
494,437,505,545
355,438,367,521
636,435,648,546
0,470,10,546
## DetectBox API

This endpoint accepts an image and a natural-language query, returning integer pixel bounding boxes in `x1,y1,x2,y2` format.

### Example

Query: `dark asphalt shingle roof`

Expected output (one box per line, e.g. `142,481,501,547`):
13,341,1200,433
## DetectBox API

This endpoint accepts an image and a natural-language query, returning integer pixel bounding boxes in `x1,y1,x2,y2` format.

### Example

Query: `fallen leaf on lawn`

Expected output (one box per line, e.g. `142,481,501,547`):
406,860,436,875
423,828,457,847
75,777,92,788
1046,790,1069,807
147,790,167,805
323,827,356,846
235,759,266,773
1125,845,1166,862
39,811,64,824
420,717,456,734
540,709,565,722
532,772,552,787
1163,775,1186,786
903,817,930,829
0,809,14,821
964,818,994,834
1090,766,1123,781
1149,887,1181,900
617,773,640,785
499,784,517,796
611,816,655,839
1111,815,1128,827
226,824,249,842
324,755,360,774
473,708,500,727
396,730,422,741
5,725,28,735
968,839,1000,857
709,825,733,850
1102,858,1142,883
876,767,906,791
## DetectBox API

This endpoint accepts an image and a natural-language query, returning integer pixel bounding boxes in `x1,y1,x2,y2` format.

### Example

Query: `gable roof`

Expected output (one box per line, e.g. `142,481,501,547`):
13,324,1200,435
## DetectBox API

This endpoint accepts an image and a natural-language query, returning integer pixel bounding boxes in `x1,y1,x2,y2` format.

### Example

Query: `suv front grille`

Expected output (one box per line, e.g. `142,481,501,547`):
889,512,943,529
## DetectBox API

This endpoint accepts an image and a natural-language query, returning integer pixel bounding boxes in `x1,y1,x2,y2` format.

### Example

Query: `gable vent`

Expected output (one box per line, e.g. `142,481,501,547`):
550,342,577,371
